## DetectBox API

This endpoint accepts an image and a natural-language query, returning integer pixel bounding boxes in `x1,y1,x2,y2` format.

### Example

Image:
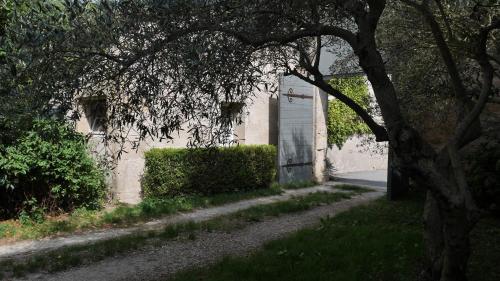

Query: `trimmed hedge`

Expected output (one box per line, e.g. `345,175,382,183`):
142,145,277,198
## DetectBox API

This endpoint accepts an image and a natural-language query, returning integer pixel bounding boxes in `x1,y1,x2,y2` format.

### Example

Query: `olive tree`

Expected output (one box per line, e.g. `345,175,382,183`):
0,0,71,145
378,2,499,279
18,1,500,280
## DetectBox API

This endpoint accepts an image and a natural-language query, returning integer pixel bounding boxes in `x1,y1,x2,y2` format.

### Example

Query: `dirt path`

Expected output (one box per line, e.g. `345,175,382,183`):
1,185,347,261
16,191,383,281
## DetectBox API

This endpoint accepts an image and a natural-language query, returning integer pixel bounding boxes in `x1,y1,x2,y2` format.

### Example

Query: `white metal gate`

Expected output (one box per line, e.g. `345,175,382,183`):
278,75,315,184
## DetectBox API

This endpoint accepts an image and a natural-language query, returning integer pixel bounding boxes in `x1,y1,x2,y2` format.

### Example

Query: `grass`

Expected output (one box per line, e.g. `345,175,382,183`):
171,193,425,281
272,180,317,190
170,192,500,281
0,189,363,278
0,181,362,242
332,184,374,193
468,217,500,281
202,191,357,231
0,186,284,242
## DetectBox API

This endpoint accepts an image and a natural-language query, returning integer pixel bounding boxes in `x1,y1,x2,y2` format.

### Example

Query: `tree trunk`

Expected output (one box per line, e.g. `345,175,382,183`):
424,191,471,281
351,14,476,281
441,206,470,281
424,191,444,280
387,147,409,200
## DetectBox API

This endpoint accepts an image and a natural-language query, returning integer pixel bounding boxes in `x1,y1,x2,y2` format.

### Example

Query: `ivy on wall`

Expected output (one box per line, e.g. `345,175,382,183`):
327,76,371,149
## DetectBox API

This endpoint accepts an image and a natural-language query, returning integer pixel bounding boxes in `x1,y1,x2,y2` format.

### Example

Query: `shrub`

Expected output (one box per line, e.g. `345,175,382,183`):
0,119,107,220
142,145,277,198
464,137,500,216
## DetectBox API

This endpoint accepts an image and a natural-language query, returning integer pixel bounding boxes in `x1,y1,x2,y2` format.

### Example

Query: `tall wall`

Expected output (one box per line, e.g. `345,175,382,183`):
112,132,191,204
76,92,279,204
244,93,279,145
313,89,329,183
325,78,388,175
327,137,388,174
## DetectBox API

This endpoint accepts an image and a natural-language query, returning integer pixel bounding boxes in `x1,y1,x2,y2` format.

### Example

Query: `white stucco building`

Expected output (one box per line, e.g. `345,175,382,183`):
76,48,388,204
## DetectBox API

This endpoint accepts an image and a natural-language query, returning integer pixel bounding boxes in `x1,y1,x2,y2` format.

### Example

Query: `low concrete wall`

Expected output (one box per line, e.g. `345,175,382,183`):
327,136,388,174
325,78,388,175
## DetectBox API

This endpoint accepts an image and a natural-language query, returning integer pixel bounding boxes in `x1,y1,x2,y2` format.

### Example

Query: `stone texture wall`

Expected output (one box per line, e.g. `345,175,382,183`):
325,79,388,175
76,92,279,204
313,89,329,183
327,137,388,174
243,95,279,146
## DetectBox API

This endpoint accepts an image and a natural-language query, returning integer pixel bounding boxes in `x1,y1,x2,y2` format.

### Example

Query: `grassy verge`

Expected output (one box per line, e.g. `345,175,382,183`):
272,180,317,190
332,184,374,193
0,189,364,279
171,193,425,281
468,217,500,281
0,186,283,242
171,193,500,281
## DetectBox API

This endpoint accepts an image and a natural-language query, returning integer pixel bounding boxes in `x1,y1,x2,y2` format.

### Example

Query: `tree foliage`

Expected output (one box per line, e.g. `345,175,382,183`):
0,0,71,146
378,1,500,218
378,1,499,145
3,1,500,280
0,119,106,220
3,0,269,147
327,76,371,149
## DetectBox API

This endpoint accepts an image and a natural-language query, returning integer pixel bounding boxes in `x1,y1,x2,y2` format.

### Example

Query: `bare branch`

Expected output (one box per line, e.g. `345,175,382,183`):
285,62,389,142
434,0,454,39
367,0,387,28
453,18,500,143
402,0,468,105
218,24,357,49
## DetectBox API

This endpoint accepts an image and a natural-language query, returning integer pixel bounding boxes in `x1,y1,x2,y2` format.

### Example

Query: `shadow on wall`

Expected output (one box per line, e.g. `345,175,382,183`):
269,97,279,146
279,127,313,184
327,135,388,174
330,176,387,188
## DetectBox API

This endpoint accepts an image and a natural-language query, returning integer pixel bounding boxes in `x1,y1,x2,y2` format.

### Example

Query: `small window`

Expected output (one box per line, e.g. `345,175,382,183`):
220,102,244,144
220,102,244,124
83,98,107,134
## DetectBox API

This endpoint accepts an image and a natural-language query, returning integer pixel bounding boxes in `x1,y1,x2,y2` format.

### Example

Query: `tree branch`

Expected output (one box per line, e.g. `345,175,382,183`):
402,0,468,104
218,24,357,49
434,0,454,39
286,64,389,142
367,0,387,29
453,18,500,144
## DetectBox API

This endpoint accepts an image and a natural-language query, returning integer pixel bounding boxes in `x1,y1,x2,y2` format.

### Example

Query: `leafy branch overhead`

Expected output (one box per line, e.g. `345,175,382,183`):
327,76,371,149
1,1,500,280
0,119,106,220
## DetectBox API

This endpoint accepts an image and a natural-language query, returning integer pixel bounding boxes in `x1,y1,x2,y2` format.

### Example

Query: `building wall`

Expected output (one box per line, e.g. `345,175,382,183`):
243,93,279,145
324,77,388,175
76,92,279,204
112,131,192,204
313,89,329,183
327,137,388,174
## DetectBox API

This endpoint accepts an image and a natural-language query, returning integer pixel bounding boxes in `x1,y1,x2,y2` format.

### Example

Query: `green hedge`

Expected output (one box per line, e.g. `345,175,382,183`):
142,145,277,198
0,119,106,220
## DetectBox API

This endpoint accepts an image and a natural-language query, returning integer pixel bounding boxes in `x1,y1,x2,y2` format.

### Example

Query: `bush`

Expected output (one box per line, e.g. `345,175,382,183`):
464,136,500,216
0,119,107,220
142,145,277,198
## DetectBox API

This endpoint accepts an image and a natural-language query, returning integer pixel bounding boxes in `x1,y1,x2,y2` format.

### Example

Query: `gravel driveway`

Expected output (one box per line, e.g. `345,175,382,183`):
15,191,383,281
